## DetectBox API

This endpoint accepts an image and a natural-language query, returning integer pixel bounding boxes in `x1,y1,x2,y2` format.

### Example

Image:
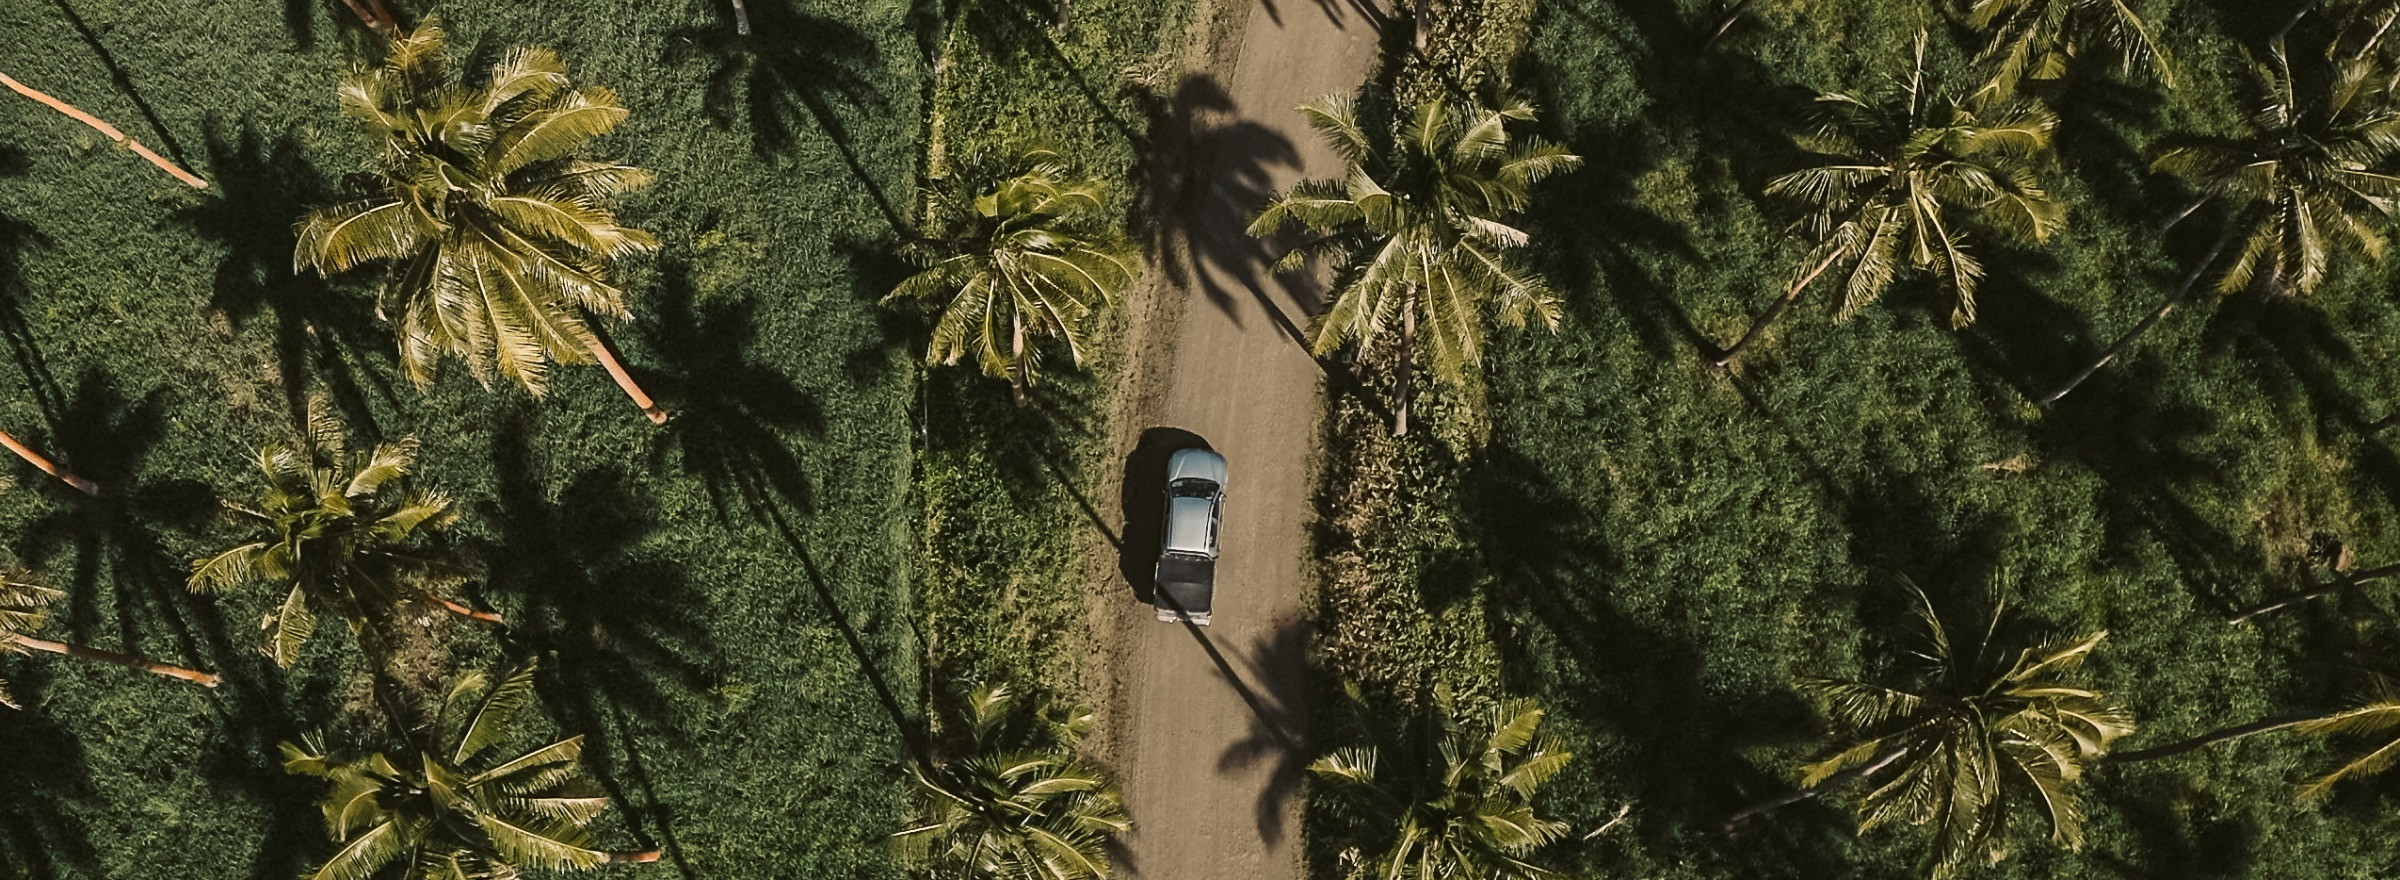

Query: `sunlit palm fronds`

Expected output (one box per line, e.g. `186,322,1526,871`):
1796,585,2131,878
1309,697,1573,880
1967,0,2174,94
887,148,1136,404
894,683,1129,880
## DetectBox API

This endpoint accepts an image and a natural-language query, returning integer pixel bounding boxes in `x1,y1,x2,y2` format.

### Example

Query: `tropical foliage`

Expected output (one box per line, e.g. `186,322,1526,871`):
886,147,1136,403
293,16,667,422
894,683,1130,880
187,403,485,668
281,660,650,879
1310,696,1573,880
1717,34,2064,365
1249,91,1579,432
1761,588,2133,875
2151,39,2400,298
1967,0,2174,93
2293,690,2400,799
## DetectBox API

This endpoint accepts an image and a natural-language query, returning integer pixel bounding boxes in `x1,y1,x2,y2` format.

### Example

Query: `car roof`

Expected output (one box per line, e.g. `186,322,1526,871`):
1166,447,1227,486
1163,495,1216,554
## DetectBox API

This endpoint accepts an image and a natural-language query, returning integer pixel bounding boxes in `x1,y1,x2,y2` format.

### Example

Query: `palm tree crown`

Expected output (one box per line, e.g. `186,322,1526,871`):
294,17,664,418
1774,37,2064,330
2290,689,2400,799
0,570,61,707
1798,588,2132,878
1967,0,2174,94
1310,697,1574,880
894,683,1130,880
887,148,1136,404
188,403,480,667
1250,92,1579,410
2152,41,2400,297
282,660,641,880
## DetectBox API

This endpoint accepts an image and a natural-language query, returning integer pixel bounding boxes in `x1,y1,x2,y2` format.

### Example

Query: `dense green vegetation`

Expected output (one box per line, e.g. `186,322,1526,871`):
0,1,933,876
1311,0,2400,878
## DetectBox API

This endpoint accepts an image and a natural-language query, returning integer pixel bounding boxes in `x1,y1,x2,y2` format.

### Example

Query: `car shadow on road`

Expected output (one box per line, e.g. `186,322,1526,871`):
1119,426,1210,603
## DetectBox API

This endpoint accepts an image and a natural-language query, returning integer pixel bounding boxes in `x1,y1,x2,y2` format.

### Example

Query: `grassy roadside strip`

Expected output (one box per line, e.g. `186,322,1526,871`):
910,0,1198,702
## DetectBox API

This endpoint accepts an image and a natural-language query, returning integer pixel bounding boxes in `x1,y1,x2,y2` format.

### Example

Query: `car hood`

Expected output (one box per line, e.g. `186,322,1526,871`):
1166,448,1227,486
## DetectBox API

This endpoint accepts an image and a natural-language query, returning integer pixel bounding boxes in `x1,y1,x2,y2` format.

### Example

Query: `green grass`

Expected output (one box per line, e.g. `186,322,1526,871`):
1312,0,2400,878
0,0,935,876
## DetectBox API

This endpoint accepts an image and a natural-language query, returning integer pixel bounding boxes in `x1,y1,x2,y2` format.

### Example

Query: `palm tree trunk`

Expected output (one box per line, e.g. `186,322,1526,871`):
601,850,662,864
2108,716,2316,763
7,633,218,687
0,429,97,496
335,0,399,32
1723,746,1908,830
1712,246,1845,368
432,597,507,626
1010,310,1028,407
730,0,752,35
582,335,667,425
1394,294,1417,435
0,72,208,190
2230,563,2400,624
2035,231,2231,407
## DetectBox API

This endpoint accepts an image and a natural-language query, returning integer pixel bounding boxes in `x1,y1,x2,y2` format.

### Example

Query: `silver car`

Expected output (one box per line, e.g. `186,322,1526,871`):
1154,448,1226,625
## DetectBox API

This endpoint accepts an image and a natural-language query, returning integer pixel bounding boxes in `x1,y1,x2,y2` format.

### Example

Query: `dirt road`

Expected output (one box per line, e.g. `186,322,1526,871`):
1099,2,1381,878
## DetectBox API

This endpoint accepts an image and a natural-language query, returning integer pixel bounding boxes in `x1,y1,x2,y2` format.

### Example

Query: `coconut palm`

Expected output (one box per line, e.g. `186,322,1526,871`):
2039,39,2400,404
1715,34,2064,367
294,17,667,424
1729,587,2133,878
281,660,656,880
886,147,1135,405
1310,697,1573,880
1967,0,2174,95
188,402,497,668
1250,91,1580,434
0,562,218,702
0,428,95,496
893,683,1130,880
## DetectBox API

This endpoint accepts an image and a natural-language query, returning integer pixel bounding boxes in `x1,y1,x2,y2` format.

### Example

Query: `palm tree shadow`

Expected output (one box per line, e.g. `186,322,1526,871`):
0,673,98,880
481,414,716,873
177,120,398,433
639,260,821,524
667,0,910,235
18,370,231,685
1209,619,1312,848
46,0,196,169
0,142,67,426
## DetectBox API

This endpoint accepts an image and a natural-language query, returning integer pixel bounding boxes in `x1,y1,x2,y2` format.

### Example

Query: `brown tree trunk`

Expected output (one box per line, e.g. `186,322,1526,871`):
583,335,667,425
601,850,662,864
8,633,219,687
1723,746,1908,830
2107,717,2315,763
432,597,507,626
1713,246,1845,368
0,429,97,496
0,72,208,190
2230,563,2400,624
336,0,398,32
1010,311,1028,407
1395,293,1416,436
2036,231,2231,406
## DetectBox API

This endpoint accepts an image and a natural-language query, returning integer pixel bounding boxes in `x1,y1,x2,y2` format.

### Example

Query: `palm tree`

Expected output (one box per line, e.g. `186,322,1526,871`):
1728,587,2133,878
1714,34,2064,367
1249,92,1580,435
188,402,498,669
0,71,208,189
0,562,218,702
2039,39,2400,404
893,683,1130,880
1309,697,1574,880
281,660,657,879
294,17,668,424
886,147,1136,405
1967,0,2175,95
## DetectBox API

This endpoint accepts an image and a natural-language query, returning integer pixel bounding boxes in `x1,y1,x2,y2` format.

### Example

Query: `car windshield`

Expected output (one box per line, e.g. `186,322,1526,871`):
1168,478,1217,499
